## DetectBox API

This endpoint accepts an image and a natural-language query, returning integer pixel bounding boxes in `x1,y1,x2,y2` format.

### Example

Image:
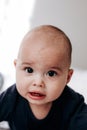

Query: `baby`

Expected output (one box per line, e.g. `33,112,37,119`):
0,25,87,130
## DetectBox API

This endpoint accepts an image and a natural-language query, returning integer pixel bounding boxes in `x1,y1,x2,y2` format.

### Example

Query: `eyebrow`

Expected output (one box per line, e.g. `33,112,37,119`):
21,62,34,66
50,66,62,72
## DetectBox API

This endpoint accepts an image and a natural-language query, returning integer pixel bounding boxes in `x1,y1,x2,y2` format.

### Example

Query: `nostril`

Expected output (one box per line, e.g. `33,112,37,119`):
33,83,44,87
33,80,45,87
33,83,36,86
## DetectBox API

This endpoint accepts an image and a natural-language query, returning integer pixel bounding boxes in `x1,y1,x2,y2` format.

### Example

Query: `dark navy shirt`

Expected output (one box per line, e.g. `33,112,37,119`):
0,84,87,130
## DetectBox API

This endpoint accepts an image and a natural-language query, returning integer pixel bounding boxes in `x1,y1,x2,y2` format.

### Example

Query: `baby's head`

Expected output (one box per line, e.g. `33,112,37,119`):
14,25,73,106
18,25,72,68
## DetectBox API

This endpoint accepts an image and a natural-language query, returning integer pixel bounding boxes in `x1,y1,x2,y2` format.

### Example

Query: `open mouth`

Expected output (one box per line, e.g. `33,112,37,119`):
29,92,45,100
30,92,45,97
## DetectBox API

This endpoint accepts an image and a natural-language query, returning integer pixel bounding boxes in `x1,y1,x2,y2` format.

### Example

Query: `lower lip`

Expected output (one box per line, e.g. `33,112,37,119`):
28,92,46,100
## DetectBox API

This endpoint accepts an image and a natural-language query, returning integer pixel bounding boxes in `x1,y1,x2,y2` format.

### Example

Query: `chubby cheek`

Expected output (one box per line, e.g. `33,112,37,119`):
48,85,65,101
47,78,67,101
16,73,29,97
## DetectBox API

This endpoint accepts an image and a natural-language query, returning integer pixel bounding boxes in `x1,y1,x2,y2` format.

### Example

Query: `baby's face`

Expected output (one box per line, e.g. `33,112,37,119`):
14,32,73,106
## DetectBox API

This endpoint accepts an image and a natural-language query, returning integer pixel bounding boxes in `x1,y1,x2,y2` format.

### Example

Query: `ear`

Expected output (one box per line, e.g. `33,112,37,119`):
14,59,17,67
67,69,73,84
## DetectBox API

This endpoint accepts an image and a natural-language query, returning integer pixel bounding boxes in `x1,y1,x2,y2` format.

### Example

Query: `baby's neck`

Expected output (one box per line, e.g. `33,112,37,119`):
29,103,52,120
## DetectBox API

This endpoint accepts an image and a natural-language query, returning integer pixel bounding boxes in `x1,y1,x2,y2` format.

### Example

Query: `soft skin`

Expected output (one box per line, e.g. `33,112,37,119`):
14,28,73,119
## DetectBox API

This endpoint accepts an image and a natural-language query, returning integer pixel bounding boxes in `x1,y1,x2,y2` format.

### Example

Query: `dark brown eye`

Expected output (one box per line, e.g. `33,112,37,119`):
26,67,33,73
47,70,57,77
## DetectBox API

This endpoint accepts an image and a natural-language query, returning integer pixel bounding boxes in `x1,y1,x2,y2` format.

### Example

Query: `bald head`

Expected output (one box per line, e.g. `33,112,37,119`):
18,25,72,67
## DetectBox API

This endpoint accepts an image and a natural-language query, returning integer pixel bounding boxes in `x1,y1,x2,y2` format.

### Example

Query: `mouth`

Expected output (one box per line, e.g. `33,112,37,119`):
28,92,46,100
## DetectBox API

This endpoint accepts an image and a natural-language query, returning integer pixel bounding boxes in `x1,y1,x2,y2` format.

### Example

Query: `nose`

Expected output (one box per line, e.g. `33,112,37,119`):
33,75,45,88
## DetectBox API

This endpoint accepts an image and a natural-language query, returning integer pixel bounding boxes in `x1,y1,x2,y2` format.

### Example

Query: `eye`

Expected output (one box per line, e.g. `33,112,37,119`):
25,67,33,73
47,70,57,77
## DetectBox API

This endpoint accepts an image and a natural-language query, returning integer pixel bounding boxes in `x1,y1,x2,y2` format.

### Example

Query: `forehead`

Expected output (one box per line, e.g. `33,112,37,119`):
18,30,68,69
19,29,67,53
19,31,67,58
